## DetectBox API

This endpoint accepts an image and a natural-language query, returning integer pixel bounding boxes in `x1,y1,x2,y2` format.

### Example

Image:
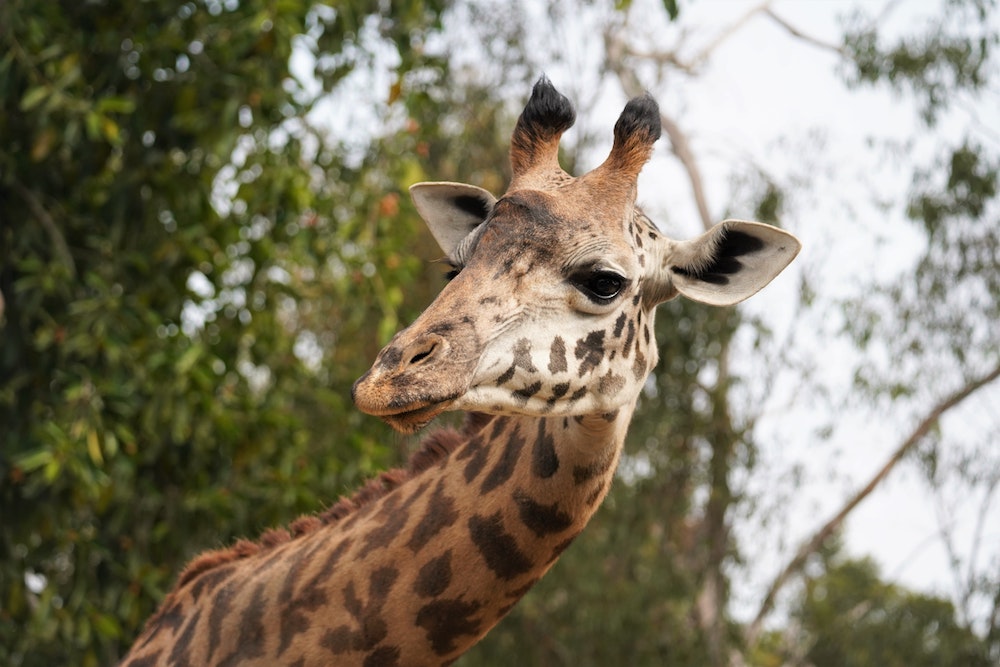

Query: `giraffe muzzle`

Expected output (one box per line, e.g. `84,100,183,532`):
352,332,472,433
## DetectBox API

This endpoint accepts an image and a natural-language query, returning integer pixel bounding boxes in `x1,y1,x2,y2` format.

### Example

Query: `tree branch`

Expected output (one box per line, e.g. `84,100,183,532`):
762,7,846,57
612,43,698,76
689,1,771,69
744,363,1000,647
682,2,847,70
657,112,714,232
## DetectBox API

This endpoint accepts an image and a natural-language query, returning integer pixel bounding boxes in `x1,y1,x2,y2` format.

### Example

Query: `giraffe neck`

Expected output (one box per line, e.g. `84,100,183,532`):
121,408,633,667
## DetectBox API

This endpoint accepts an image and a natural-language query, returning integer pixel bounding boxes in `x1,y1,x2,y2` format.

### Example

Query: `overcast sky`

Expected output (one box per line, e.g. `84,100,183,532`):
640,0,1000,625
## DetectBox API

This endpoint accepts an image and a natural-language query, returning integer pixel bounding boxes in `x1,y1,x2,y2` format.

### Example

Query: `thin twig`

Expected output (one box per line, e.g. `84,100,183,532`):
690,1,772,69
762,7,846,57
960,474,999,627
932,490,970,622
628,47,697,74
14,181,76,277
744,363,1000,647
876,0,906,25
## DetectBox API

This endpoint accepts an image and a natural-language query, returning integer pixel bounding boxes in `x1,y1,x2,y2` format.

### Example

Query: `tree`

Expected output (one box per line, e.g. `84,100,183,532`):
0,1,449,664
786,548,992,667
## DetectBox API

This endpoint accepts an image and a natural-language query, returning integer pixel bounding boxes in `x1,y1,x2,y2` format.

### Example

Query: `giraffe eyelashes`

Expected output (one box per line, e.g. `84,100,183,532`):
570,269,629,303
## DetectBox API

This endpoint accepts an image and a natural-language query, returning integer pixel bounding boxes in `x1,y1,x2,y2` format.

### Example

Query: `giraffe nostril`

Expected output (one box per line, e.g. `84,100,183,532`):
408,341,437,366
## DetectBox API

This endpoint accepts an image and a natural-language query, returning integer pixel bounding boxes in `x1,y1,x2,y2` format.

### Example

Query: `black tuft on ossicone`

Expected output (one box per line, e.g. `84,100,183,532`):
613,93,661,146
520,76,576,137
509,77,577,175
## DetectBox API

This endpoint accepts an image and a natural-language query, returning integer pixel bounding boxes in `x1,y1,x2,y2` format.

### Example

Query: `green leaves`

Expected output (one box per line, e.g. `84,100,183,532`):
843,0,998,125
615,0,679,18
19,85,48,111
909,143,999,232
795,552,993,667
12,448,55,475
1,0,449,664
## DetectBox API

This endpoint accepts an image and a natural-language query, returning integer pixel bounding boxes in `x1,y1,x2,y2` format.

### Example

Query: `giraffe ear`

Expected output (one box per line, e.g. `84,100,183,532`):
655,220,801,307
409,182,498,256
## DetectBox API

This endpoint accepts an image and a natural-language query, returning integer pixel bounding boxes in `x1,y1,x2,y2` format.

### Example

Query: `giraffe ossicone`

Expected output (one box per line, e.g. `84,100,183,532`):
121,77,799,667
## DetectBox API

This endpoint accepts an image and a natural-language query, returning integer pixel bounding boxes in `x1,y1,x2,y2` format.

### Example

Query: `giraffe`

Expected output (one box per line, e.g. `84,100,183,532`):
121,78,799,667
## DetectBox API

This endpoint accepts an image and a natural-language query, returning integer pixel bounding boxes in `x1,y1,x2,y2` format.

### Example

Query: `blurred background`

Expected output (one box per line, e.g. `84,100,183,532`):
1,0,997,665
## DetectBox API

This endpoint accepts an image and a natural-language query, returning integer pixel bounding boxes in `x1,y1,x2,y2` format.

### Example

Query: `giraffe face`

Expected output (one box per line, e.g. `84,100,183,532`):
352,79,800,432
352,185,657,432
452,193,659,421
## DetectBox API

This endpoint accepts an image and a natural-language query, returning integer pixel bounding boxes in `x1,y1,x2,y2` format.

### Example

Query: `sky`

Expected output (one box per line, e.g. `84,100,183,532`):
627,0,1000,626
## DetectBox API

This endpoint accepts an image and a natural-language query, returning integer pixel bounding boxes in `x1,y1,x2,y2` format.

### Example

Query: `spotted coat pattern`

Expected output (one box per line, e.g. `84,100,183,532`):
121,414,623,667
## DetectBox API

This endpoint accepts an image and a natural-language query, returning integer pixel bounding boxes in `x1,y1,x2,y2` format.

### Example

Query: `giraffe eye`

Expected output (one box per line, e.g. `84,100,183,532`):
572,270,627,302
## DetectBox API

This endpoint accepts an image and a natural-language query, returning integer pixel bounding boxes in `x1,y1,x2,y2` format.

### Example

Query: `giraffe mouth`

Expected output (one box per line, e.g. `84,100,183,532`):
352,357,468,433
376,399,456,434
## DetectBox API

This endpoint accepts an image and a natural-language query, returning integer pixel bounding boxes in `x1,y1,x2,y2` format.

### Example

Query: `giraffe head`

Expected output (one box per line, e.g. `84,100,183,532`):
353,78,799,433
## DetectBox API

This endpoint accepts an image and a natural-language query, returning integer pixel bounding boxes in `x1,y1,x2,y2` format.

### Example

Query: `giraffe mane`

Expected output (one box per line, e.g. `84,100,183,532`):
171,414,491,591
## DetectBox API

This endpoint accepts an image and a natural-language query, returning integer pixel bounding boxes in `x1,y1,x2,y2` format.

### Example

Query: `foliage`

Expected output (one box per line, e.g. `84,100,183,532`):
792,553,993,667
0,0,447,664
838,6,999,647
845,138,999,387
841,0,1000,388
843,0,996,125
